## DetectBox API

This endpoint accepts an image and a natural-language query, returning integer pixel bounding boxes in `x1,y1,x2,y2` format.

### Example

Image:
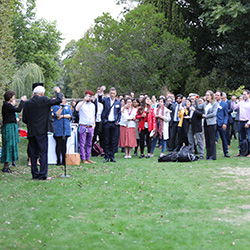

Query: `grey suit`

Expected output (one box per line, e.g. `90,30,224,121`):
196,101,218,160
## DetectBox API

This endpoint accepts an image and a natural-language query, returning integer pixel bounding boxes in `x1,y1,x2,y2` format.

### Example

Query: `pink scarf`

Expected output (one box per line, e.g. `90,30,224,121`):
155,106,164,138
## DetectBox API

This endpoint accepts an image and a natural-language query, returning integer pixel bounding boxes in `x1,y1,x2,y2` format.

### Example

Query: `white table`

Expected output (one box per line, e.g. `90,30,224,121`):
48,124,78,164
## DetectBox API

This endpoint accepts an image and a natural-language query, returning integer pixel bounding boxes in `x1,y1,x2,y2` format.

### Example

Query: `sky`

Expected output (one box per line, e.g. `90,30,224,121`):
35,0,128,51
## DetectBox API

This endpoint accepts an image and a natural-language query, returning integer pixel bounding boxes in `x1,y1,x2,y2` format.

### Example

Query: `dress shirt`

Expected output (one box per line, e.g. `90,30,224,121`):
96,101,103,123
232,99,250,125
79,101,95,126
108,98,115,122
174,104,180,122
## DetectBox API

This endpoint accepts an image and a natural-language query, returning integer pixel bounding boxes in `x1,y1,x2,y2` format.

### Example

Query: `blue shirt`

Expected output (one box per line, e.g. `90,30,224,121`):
52,105,72,137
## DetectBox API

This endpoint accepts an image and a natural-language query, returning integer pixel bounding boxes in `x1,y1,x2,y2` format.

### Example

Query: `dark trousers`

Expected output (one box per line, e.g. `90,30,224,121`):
28,134,48,179
217,126,228,156
169,122,179,151
139,128,151,155
92,122,104,153
226,122,232,145
54,136,68,165
231,118,237,139
239,121,250,148
204,123,217,160
102,122,118,159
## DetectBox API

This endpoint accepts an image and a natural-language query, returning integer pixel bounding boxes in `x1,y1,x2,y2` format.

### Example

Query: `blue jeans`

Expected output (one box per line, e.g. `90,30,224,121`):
151,134,166,154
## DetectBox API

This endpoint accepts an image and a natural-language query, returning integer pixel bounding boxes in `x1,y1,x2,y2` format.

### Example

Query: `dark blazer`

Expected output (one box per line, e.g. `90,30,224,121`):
167,103,178,127
226,99,233,124
22,93,63,138
190,107,203,134
216,100,228,127
98,95,121,124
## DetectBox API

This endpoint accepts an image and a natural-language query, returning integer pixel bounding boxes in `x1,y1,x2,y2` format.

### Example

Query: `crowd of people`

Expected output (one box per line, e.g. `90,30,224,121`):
1,84,250,179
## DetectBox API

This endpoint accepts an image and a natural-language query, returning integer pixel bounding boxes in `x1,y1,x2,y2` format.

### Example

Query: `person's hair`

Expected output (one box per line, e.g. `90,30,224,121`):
175,94,183,100
4,90,15,101
85,90,94,96
243,89,250,94
132,98,140,105
33,86,45,95
222,92,227,97
216,90,222,96
125,97,132,103
110,87,116,92
138,97,150,114
206,90,215,103
159,97,165,102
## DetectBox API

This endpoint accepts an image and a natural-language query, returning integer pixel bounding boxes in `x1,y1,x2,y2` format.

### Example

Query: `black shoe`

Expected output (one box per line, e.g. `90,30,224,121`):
12,161,17,167
134,152,137,156
139,155,144,158
225,154,230,158
2,167,12,173
110,158,116,162
145,155,150,158
104,158,109,163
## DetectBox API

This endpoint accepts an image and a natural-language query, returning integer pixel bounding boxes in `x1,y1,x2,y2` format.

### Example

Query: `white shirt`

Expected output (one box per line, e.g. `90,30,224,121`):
205,103,212,115
108,98,115,122
79,101,95,126
96,101,103,123
123,108,137,128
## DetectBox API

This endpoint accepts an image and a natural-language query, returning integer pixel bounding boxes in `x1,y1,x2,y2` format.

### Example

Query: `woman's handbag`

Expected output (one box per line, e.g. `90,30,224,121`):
65,153,80,165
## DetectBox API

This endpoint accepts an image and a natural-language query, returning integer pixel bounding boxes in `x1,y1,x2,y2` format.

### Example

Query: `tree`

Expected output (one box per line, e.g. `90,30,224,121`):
12,0,63,90
12,62,44,98
0,0,16,97
67,4,195,97
199,0,250,89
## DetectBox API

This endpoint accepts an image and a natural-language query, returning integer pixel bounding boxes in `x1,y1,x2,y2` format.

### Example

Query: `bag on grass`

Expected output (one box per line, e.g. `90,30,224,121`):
92,141,104,157
239,139,249,156
178,145,197,162
158,152,178,162
65,153,80,165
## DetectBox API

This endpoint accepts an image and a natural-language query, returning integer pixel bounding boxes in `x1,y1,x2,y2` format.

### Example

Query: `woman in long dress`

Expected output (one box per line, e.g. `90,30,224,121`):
1,90,26,173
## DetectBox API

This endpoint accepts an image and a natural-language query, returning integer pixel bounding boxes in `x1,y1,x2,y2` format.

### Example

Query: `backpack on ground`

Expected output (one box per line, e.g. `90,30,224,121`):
92,141,104,157
178,145,198,162
239,139,249,156
158,152,179,162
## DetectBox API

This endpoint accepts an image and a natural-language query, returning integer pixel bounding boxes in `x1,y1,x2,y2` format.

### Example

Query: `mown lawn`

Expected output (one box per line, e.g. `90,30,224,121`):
1,137,250,249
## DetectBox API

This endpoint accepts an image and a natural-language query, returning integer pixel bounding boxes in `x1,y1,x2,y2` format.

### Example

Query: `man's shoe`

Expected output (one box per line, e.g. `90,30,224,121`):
82,160,90,164
2,167,12,173
139,155,144,159
104,158,109,163
225,154,230,158
87,159,96,164
234,153,241,157
110,158,116,162
12,161,17,167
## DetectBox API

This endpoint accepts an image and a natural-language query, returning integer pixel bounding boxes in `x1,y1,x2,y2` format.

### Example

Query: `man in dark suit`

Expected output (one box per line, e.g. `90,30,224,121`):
222,92,233,148
23,85,63,180
215,91,230,157
167,94,183,151
98,87,121,162
188,95,204,159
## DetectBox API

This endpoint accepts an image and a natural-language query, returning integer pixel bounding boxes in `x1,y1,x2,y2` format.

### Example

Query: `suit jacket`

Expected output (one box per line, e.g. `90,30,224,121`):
167,103,179,127
197,101,219,126
216,100,228,127
226,99,233,124
190,106,203,134
22,93,63,138
98,95,121,124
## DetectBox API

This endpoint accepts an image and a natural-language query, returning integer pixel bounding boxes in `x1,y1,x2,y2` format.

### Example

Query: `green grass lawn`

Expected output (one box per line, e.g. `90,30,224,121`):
1,137,250,249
